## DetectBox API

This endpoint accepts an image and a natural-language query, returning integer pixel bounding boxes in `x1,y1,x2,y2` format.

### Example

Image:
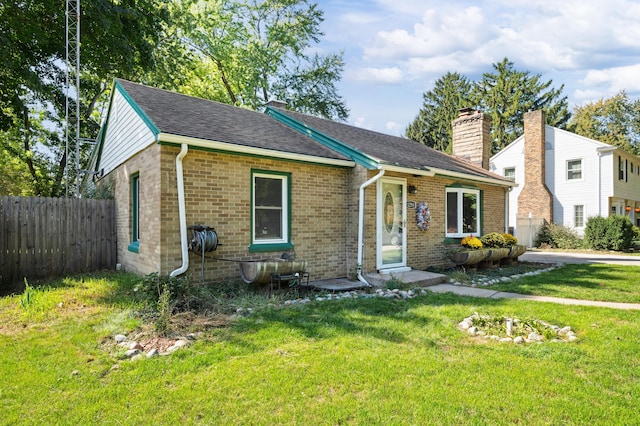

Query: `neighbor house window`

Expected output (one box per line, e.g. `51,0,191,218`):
503,167,515,181
574,205,584,228
567,159,582,180
618,156,627,181
250,170,293,252
446,187,480,237
128,173,140,253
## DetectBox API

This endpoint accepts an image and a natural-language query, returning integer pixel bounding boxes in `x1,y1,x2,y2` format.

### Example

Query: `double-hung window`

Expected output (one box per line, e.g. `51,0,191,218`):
503,167,516,181
250,170,293,252
128,173,140,253
446,187,480,237
567,159,582,180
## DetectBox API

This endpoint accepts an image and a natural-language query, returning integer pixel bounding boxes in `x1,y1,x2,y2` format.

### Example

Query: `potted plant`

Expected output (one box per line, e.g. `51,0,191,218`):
448,235,488,266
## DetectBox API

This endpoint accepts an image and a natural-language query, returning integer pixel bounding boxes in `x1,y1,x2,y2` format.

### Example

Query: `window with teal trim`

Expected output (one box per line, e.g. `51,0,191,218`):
128,173,140,253
250,170,293,252
446,187,480,237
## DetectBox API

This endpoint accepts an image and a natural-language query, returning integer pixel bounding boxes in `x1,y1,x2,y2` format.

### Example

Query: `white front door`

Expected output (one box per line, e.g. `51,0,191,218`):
377,178,407,271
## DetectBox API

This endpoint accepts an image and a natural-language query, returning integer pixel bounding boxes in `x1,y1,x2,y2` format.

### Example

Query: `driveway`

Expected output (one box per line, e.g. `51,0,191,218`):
519,250,640,266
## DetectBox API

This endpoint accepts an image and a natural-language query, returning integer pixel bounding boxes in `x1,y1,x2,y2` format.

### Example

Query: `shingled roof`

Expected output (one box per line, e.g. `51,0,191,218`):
114,79,349,162
270,108,512,183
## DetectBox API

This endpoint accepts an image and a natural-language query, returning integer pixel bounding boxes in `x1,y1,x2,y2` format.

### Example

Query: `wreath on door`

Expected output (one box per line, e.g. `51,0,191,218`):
416,202,431,230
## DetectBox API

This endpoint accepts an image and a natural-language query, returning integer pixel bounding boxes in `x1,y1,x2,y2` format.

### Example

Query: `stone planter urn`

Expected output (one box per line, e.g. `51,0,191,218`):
485,248,509,261
506,244,527,258
449,249,489,266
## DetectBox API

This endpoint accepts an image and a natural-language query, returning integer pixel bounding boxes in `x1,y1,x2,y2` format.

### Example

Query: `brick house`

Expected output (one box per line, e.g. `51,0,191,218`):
92,80,514,283
490,110,640,243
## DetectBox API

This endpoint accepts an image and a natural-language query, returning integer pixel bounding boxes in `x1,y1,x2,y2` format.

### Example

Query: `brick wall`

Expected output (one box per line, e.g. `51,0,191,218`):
111,142,162,275
108,144,507,281
517,110,553,223
452,110,491,169
158,145,351,282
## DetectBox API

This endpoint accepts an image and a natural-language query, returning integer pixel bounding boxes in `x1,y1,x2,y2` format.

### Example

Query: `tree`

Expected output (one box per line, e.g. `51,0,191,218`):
0,0,176,196
404,72,472,153
473,58,570,154
568,91,640,154
182,0,348,120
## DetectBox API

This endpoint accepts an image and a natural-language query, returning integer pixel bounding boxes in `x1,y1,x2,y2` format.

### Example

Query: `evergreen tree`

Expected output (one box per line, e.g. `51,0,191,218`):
473,58,570,154
405,72,472,153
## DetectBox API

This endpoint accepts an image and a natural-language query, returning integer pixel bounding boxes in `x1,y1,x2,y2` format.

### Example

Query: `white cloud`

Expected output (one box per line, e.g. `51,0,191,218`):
346,66,404,83
580,64,640,96
385,121,403,133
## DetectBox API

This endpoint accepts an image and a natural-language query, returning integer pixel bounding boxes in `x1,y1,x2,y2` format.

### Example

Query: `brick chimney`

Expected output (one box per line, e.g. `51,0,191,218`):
517,110,552,223
451,108,491,169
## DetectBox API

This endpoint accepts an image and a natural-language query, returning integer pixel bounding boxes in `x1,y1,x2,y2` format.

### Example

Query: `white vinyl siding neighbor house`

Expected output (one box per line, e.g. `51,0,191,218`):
491,123,640,238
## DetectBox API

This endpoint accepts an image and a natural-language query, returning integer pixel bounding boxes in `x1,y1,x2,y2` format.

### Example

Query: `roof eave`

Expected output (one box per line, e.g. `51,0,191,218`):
157,133,356,168
265,107,379,170
428,166,517,187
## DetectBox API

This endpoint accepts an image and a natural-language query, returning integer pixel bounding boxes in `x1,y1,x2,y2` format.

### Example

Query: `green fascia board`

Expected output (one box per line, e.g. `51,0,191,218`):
446,182,480,190
114,80,161,138
93,79,161,173
265,107,379,170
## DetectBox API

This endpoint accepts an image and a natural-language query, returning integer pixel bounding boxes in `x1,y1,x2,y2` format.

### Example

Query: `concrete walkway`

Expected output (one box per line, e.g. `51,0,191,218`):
427,283,640,310
429,250,640,310
519,250,640,266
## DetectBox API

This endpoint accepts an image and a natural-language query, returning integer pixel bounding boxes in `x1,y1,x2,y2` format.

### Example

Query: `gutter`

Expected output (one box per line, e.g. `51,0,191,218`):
357,169,385,286
428,166,517,187
170,143,189,277
158,133,355,168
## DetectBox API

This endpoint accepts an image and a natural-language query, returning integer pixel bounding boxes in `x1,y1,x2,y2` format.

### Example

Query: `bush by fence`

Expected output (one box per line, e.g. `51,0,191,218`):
1,196,116,294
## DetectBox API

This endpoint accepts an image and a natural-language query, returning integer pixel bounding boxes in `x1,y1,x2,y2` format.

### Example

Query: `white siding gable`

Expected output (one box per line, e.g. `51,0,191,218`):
490,135,524,231
491,126,613,236
99,88,156,175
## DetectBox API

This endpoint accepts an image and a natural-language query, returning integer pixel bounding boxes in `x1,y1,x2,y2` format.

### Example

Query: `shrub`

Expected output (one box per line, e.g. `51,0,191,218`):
605,215,634,251
480,232,506,248
535,223,582,249
134,273,202,311
461,235,483,249
502,233,518,246
584,215,634,251
584,216,608,250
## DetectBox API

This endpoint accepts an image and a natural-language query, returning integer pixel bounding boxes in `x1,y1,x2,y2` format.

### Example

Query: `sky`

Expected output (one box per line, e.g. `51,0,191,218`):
312,0,640,136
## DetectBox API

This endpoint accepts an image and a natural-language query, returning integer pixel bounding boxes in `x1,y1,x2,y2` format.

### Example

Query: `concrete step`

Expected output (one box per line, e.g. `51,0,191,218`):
365,270,447,288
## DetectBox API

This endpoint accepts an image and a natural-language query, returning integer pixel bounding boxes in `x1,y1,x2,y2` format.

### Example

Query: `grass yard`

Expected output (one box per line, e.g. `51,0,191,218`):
1,269,639,425
470,263,640,303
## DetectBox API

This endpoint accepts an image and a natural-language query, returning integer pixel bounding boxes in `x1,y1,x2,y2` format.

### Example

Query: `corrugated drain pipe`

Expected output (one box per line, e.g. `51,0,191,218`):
170,143,189,277
357,169,385,286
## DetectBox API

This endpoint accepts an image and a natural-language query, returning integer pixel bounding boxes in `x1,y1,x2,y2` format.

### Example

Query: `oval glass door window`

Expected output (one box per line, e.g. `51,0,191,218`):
384,191,394,234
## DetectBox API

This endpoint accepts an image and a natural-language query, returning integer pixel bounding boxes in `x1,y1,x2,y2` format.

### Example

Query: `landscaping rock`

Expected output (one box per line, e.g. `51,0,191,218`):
114,334,127,343
125,349,140,358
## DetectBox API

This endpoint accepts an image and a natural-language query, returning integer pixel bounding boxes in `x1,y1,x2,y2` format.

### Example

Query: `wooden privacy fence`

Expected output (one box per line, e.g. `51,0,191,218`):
1,196,116,292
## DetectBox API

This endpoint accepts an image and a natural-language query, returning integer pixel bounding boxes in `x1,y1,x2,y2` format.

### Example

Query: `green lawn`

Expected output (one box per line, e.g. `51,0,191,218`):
476,263,640,303
1,271,639,424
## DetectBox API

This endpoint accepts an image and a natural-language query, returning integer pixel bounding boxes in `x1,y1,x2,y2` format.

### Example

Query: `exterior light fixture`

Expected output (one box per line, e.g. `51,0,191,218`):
408,185,418,194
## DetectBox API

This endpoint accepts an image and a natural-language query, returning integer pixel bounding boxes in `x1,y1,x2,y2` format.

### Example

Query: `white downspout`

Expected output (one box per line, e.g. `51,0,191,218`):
357,169,385,286
170,143,189,277
504,188,510,233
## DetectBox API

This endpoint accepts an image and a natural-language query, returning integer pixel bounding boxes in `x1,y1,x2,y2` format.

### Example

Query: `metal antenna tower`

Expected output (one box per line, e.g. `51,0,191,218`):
65,0,80,197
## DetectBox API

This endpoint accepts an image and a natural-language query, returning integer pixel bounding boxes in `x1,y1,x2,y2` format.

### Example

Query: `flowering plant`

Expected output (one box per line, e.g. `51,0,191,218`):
480,232,506,248
502,233,518,246
461,235,483,249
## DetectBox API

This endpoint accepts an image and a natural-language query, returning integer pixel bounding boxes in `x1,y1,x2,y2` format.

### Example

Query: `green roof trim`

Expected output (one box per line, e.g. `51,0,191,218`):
265,107,379,170
114,79,161,138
